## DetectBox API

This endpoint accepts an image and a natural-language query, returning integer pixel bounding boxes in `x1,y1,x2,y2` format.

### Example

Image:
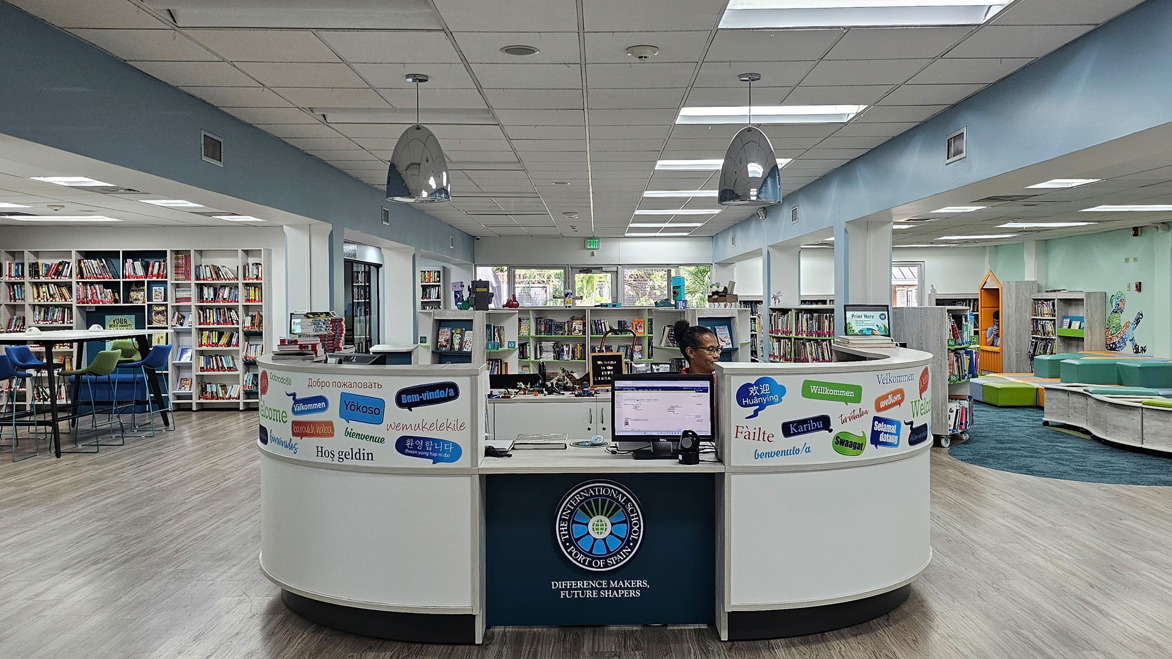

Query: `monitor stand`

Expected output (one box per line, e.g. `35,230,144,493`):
632,441,677,460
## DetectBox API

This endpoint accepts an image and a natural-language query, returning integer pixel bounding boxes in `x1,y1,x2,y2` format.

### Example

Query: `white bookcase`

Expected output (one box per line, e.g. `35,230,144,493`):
418,266,447,310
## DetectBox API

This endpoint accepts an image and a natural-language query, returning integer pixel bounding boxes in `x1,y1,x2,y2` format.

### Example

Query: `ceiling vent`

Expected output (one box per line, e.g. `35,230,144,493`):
202,131,224,167
88,186,144,195
974,194,1039,203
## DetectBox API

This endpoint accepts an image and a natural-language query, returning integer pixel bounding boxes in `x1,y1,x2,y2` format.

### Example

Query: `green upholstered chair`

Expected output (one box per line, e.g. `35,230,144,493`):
1117,362,1172,388
981,380,1038,407
110,339,142,363
59,349,125,452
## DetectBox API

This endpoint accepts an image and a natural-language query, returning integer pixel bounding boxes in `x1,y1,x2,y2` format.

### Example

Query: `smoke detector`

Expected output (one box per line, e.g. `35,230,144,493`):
501,45,540,57
626,45,660,61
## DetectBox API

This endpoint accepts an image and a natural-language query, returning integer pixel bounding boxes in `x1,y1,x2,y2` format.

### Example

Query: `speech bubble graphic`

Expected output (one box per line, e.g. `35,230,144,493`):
832,431,866,456
396,381,460,411
260,370,269,395
736,377,785,419
291,420,334,439
285,391,329,416
870,415,902,448
875,388,905,413
906,421,930,446
919,367,930,399
802,379,863,404
395,436,463,464
258,424,269,445
340,392,385,424
781,414,833,438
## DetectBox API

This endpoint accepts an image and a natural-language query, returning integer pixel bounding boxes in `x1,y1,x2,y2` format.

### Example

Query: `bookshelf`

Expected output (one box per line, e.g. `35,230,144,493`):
0,247,270,412
929,293,978,344
767,305,835,363
418,309,519,371
740,297,763,362
419,266,447,310
1030,291,1106,361
892,306,976,446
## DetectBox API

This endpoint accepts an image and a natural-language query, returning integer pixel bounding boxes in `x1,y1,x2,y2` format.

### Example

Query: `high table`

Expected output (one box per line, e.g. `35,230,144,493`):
0,328,171,457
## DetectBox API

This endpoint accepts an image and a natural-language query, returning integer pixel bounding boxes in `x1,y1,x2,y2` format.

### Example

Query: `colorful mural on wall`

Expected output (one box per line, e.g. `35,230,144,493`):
1106,291,1146,354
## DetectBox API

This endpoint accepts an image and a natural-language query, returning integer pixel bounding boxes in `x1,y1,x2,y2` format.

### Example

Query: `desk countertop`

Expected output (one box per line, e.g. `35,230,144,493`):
479,445,723,473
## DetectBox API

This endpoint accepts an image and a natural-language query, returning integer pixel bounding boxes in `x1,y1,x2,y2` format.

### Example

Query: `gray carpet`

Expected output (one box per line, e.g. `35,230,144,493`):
948,402,1172,486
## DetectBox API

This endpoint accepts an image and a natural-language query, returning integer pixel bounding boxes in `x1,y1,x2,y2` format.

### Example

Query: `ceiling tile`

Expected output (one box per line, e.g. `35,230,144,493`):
353,63,477,89
236,62,368,88
495,109,585,126
182,86,295,108
255,123,341,139
706,29,842,62
825,27,974,60
908,57,1034,84
68,29,219,61
187,29,341,62
685,85,790,105
503,125,587,140
275,87,390,109
452,31,581,64
817,135,894,150
512,139,587,152
483,89,583,110
468,63,582,89
317,30,460,64
378,87,489,110
336,123,508,140
948,25,1097,59
220,106,319,124
433,0,578,32
587,88,685,109
992,0,1144,26
781,84,894,105
589,125,670,140
586,63,698,89
584,0,723,31
590,109,678,125
584,31,709,64
8,0,168,28
878,83,986,106
802,59,929,86
694,61,815,89
131,61,259,87
285,137,362,151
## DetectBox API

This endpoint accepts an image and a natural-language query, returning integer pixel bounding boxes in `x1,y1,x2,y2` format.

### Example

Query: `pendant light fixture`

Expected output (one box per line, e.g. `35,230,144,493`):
386,73,451,203
718,73,782,207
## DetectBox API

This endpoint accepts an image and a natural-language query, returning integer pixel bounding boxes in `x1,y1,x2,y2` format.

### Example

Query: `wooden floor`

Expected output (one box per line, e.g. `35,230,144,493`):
2,412,1172,658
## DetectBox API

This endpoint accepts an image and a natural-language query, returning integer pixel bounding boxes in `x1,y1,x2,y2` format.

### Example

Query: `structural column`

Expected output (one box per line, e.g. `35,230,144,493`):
766,244,800,307
834,220,893,329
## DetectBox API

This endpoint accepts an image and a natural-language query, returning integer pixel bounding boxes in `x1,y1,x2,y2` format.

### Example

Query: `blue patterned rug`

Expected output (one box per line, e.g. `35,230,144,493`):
948,403,1172,486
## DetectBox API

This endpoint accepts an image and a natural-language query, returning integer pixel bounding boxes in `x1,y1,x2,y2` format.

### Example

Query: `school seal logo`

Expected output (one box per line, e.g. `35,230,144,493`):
555,480,643,572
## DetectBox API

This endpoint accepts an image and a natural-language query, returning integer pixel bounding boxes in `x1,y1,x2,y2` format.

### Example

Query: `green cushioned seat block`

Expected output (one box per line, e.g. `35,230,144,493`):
982,381,1038,406
1084,386,1161,396
1117,361,1172,388
1033,354,1083,378
1141,398,1172,408
1059,359,1122,385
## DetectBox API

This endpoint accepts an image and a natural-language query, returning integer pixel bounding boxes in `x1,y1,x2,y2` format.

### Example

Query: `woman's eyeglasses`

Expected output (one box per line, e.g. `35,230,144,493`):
694,346,722,355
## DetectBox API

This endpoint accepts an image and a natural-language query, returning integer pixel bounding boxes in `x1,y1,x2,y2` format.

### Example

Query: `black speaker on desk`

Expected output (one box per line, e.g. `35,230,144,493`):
678,430,700,465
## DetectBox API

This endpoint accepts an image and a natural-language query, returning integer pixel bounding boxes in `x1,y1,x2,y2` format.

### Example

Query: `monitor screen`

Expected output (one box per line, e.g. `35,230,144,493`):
611,374,714,447
290,315,303,334
843,305,891,337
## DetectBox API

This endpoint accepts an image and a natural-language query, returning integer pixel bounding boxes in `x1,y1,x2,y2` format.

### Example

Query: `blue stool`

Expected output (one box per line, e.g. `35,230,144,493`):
5,345,61,438
0,354,41,461
116,345,174,437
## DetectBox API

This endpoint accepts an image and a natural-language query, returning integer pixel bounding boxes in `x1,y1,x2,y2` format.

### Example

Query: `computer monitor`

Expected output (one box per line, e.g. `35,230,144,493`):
843,304,891,337
611,373,714,458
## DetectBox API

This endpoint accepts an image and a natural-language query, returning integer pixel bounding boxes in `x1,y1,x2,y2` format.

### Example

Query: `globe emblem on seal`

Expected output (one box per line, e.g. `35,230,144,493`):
555,480,643,572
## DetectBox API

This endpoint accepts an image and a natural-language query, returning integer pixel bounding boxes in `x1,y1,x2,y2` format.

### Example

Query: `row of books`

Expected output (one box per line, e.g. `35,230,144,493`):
947,313,972,346
243,262,263,280
197,307,241,326
487,358,509,375
536,340,587,361
1033,299,1056,317
31,306,71,325
1029,337,1056,361
31,261,71,279
485,324,506,350
419,270,442,283
6,283,25,301
243,372,258,391
199,284,240,302
244,311,263,330
123,259,167,279
589,317,645,336
77,258,117,280
198,354,238,372
949,348,978,382
199,383,242,400
198,330,239,347
195,264,237,281
2,262,24,278
77,284,120,304
173,254,192,281
947,395,974,433
768,337,835,363
243,284,263,303
1031,319,1056,337
243,343,263,361
594,343,644,361
1061,316,1084,329
4,315,24,331
175,286,193,303
531,316,588,336
31,283,72,302
436,327,475,352
769,310,835,337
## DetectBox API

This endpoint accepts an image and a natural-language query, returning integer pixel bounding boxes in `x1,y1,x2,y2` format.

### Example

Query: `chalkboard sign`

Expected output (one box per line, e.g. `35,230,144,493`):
588,352,624,388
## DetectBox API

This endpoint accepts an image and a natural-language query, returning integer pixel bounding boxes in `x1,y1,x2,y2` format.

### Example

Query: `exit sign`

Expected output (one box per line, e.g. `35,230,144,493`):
585,237,600,250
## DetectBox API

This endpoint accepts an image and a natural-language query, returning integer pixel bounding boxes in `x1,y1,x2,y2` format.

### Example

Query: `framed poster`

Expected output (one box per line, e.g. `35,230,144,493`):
588,352,624,388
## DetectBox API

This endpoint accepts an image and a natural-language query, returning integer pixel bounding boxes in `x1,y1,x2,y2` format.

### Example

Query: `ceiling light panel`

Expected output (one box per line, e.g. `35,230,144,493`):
676,105,866,125
140,200,205,208
656,159,792,170
629,223,705,227
0,202,30,209
1081,205,1172,212
1027,179,1102,189
145,0,443,29
214,215,266,222
997,222,1095,228
938,234,1017,240
31,176,115,187
720,1,1011,29
643,190,719,198
931,206,987,213
2,215,123,222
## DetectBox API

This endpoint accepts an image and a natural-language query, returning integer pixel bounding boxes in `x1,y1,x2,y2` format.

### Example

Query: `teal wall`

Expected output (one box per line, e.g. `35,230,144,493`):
991,244,1025,282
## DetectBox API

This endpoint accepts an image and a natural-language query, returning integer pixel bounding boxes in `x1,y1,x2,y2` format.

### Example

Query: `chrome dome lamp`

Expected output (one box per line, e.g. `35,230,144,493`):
718,73,782,207
386,73,451,203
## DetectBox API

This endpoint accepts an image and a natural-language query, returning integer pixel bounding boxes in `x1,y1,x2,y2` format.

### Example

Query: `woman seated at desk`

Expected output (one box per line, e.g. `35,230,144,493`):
673,319,720,375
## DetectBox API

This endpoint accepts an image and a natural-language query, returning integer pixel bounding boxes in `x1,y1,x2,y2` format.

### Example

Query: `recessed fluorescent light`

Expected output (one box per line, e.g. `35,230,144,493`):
625,232,693,237
997,221,1095,228
931,206,987,213
823,237,835,241
31,176,115,187
896,244,941,248
140,199,205,208
720,0,1011,29
633,209,721,215
642,190,719,198
1081,205,1172,212
629,223,705,228
2,215,122,222
938,234,1017,240
655,158,792,171
214,215,265,222
1026,178,1102,189
676,105,865,125
0,202,29,209
892,224,911,229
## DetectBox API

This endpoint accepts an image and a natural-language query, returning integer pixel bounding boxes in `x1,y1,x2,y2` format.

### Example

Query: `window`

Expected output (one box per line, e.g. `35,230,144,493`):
573,268,616,306
514,268,565,307
892,262,923,307
475,266,508,308
679,265,711,308
623,267,671,306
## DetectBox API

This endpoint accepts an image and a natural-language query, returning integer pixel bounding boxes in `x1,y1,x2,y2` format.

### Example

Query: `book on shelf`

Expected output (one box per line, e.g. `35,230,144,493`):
177,377,192,392
461,330,475,352
150,305,168,326
436,327,452,350
714,325,733,349
632,318,645,336
149,282,167,302
175,286,193,303
518,317,531,335
177,347,192,362
449,328,464,352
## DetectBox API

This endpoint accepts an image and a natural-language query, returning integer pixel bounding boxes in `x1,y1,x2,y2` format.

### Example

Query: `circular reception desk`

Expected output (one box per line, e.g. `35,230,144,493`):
257,347,933,644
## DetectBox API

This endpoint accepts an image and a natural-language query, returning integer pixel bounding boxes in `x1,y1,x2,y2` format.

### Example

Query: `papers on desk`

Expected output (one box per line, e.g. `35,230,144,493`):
514,433,568,450
485,438,515,452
